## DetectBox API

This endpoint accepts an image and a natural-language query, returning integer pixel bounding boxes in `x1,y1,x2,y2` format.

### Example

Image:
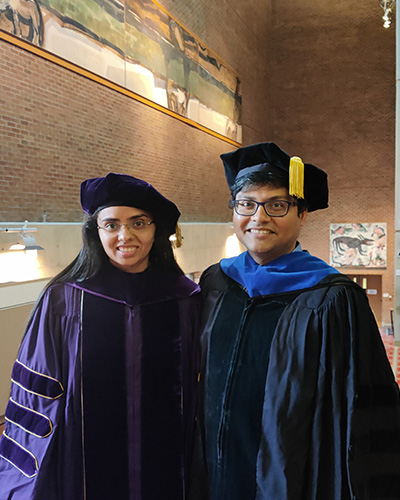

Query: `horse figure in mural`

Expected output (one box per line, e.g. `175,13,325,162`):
0,0,43,46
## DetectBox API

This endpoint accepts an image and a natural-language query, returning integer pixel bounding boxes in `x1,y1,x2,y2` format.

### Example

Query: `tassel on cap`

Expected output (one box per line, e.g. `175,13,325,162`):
221,142,328,212
173,223,183,248
289,156,305,199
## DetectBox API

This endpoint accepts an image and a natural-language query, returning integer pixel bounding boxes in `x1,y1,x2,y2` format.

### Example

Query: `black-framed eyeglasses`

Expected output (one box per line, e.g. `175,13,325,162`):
97,220,154,234
230,199,297,217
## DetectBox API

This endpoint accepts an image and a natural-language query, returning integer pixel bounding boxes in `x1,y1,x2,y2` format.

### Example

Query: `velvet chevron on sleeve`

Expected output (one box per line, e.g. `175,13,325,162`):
0,263,201,500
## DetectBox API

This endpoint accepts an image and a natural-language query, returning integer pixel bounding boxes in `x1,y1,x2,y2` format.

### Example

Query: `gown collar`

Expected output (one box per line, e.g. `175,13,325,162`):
69,260,199,307
220,245,339,298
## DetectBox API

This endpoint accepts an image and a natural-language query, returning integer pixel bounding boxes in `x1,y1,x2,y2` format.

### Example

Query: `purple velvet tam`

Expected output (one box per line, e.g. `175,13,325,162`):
80,173,180,235
221,142,328,212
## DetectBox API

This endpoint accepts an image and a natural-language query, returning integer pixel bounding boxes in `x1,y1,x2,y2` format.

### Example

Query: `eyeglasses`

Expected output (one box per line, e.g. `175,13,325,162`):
97,220,154,234
230,199,297,217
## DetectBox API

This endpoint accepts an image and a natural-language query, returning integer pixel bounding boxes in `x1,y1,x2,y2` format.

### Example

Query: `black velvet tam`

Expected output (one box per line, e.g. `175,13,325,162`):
80,173,180,235
220,142,329,212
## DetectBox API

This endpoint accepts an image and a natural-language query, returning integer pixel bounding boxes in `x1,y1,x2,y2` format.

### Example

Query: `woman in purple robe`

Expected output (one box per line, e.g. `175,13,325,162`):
0,173,201,500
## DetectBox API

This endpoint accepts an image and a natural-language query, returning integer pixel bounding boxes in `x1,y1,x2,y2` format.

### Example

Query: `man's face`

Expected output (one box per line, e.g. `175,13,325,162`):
232,184,307,266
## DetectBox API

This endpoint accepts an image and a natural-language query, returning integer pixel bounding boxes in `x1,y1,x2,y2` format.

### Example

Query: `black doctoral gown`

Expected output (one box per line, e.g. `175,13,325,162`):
198,264,400,500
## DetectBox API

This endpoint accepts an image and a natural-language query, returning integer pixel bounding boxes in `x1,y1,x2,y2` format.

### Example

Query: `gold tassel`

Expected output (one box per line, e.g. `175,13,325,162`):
289,156,305,199
174,223,183,248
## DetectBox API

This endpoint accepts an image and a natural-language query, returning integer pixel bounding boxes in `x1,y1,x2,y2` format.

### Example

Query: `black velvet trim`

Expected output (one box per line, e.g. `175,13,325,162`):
368,430,400,453
140,299,184,500
205,289,286,500
368,473,400,498
82,292,129,500
356,429,400,453
354,384,400,409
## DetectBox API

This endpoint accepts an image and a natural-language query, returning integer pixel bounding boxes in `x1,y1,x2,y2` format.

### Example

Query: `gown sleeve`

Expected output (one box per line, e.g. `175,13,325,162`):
0,284,78,499
256,279,400,500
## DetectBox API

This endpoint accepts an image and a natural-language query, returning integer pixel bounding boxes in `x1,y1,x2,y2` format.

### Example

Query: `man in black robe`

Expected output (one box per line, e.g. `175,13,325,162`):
198,142,400,500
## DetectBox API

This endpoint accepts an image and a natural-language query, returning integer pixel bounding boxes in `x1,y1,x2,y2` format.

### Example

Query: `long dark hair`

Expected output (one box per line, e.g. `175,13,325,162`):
40,209,183,295
23,209,183,336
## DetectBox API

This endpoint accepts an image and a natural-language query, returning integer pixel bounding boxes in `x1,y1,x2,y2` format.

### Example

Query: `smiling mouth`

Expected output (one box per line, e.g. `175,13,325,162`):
117,246,138,253
247,228,274,235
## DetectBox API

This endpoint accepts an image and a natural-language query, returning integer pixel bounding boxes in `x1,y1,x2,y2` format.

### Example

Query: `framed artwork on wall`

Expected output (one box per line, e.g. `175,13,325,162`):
330,223,387,268
0,0,242,144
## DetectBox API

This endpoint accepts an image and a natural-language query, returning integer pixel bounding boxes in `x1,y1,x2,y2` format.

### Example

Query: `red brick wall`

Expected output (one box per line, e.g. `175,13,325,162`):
0,0,396,322
268,0,395,325
159,0,273,145
0,40,233,222
0,0,273,223
161,0,396,325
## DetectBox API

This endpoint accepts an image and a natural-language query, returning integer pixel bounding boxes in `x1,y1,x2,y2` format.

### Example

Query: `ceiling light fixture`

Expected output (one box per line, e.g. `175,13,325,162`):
0,221,44,251
380,0,395,28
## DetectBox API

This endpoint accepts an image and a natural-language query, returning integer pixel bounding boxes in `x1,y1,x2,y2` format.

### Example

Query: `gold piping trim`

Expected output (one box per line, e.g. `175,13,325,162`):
0,30,241,147
10,380,63,400
5,398,53,438
0,432,39,478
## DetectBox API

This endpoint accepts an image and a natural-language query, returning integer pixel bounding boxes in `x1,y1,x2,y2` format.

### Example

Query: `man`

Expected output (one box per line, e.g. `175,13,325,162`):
198,142,400,500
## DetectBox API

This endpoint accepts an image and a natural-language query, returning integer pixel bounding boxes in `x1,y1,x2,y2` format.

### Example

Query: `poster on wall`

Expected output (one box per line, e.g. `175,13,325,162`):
0,0,242,142
330,223,387,268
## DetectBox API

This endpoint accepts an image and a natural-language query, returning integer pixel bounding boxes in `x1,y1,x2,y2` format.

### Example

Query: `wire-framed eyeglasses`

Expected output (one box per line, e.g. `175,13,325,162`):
97,219,154,234
230,199,298,217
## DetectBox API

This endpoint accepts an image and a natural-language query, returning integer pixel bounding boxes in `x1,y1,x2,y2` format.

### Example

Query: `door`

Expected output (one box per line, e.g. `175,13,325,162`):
345,274,382,327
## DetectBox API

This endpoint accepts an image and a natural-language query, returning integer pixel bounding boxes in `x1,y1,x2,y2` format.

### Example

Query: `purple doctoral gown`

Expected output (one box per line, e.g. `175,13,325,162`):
0,263,201,499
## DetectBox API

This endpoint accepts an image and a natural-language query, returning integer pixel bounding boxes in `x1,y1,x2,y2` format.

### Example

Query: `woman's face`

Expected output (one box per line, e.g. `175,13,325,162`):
97,205,156,273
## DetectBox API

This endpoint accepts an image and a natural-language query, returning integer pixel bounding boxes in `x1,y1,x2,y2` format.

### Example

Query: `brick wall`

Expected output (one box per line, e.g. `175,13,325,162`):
0,0,396,323
0,40,231,223
0,0,273,224
268,0,395,325
159,0,273,145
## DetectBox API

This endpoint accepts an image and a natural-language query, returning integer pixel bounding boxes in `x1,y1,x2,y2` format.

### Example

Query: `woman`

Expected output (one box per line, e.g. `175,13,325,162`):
0,173,201,500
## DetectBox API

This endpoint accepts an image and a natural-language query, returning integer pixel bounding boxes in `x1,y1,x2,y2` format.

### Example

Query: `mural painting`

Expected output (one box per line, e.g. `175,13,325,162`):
0,0,43,45
330,223,387,268
0,0,242,142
